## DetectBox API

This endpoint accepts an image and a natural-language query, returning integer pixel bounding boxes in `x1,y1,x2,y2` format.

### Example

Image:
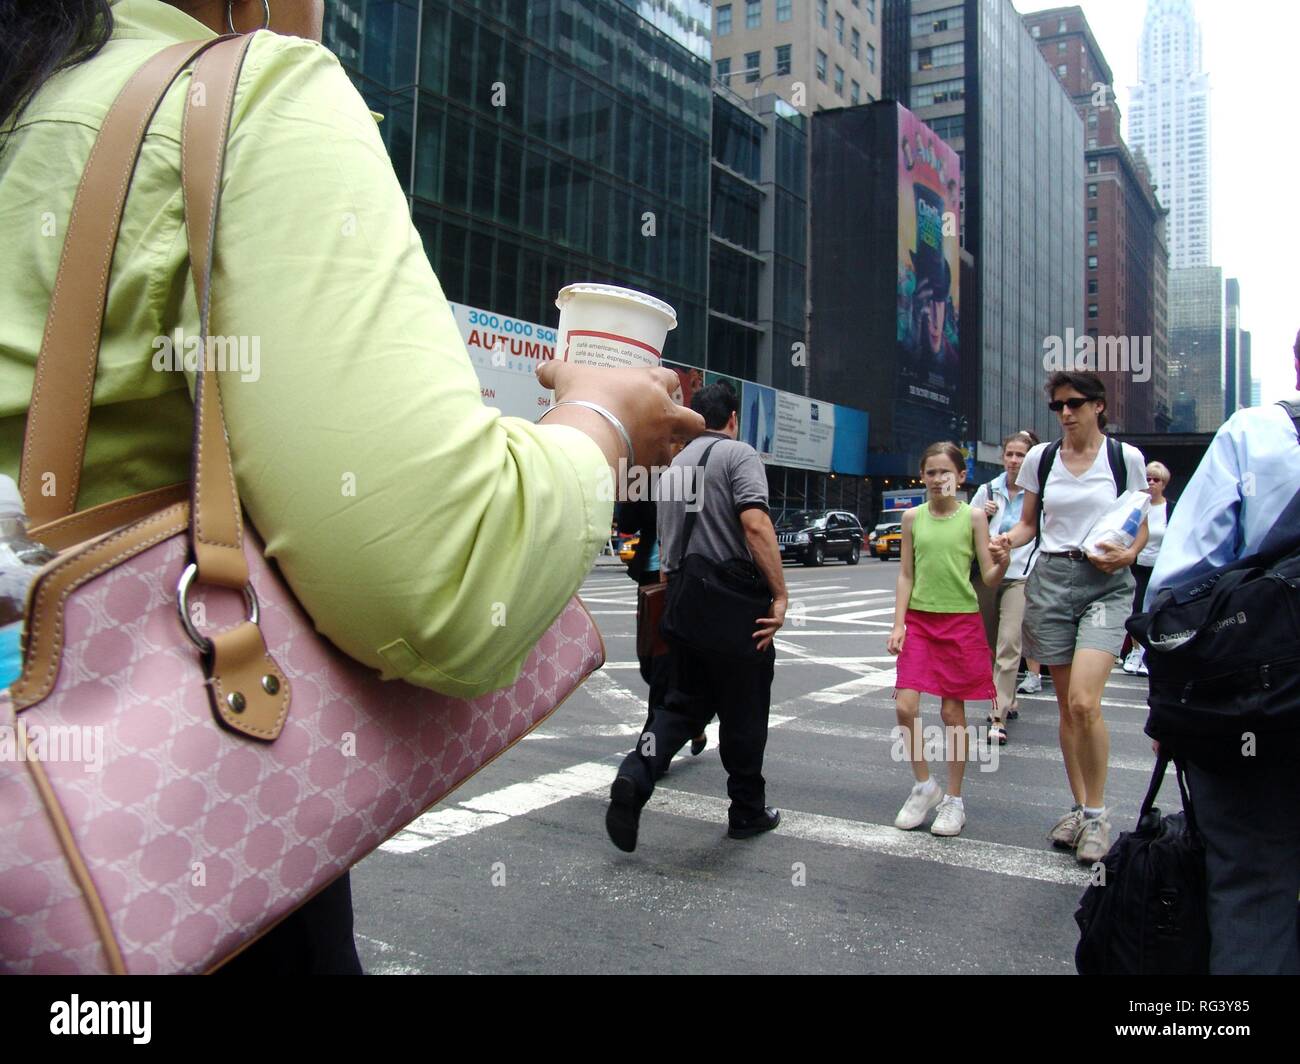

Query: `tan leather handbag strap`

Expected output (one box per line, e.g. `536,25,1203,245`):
180,33,257,590
19,37,229,526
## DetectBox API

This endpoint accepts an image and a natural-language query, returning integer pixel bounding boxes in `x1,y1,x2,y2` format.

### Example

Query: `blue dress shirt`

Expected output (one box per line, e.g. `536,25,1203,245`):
1145,400,1300,610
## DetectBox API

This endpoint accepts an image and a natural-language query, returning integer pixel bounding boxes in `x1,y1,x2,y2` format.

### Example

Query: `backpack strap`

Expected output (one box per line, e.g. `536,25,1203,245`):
1278,398,1300,442
675,439,724,569
1027,440,1062,567
1104,435,1126,497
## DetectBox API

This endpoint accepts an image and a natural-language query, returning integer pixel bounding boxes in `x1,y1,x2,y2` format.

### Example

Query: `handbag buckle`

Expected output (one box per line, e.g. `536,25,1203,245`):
177,562,260,654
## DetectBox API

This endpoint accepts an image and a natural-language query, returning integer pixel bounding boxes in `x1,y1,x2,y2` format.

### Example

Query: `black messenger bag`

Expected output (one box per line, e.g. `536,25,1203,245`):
660,440,772,661
1126,400,1300,768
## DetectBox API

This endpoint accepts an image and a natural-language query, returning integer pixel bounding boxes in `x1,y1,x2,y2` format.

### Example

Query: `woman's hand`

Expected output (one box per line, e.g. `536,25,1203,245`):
989,534,1011,565
1088,540,1133,575
536,360,706,471
983,500,998,519
888,625,905,655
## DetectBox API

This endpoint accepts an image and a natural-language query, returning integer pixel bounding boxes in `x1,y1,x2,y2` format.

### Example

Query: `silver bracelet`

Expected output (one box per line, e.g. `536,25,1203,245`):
538,400,635,467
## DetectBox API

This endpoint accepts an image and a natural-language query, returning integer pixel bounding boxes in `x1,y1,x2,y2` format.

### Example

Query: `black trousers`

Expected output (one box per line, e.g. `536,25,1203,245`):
217,872,363,975
1121,562,1154,657
618,641,775,823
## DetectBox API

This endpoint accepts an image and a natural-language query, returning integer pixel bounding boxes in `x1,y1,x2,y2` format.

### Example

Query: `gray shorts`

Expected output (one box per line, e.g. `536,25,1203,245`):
1022,553,1135,666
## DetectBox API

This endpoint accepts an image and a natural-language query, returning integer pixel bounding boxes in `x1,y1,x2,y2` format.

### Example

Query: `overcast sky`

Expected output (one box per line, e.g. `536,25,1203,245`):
1016,0,1300,404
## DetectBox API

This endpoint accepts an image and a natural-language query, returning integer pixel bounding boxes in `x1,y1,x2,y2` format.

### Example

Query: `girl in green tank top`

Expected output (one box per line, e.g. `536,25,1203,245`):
887,443,1008,838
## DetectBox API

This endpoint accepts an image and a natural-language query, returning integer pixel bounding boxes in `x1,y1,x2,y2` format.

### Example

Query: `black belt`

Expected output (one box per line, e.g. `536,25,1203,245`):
1044,549,1088,561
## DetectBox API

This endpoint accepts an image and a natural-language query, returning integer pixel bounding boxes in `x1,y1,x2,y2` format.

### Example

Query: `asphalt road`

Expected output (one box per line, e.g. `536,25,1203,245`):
350,554,1166,974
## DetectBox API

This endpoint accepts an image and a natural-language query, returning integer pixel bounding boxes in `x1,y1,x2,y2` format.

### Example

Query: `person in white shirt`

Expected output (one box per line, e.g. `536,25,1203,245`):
1121,462,1171,674
970,430,1041,744
991,372,1148,866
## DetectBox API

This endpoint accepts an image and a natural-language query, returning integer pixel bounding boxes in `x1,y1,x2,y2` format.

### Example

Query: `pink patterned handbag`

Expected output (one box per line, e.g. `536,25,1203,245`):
0,34,604,974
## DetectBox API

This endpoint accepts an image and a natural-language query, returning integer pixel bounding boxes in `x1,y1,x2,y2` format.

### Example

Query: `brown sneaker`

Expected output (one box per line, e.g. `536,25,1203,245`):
1048,806,1084,849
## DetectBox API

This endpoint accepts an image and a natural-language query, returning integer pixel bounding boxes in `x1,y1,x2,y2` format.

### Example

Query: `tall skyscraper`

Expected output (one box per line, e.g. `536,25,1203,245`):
1167,266,1223,432
710,0,884,111
1126,0,1211,270
1224,277,1242,416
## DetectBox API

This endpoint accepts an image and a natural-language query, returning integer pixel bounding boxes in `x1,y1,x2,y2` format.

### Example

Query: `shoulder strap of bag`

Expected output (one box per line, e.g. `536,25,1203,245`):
1105,435,1125,497
181,34,259,589
1278,398,1300,440
19,37,231,525
1026,440,1062,567
675,438,724,568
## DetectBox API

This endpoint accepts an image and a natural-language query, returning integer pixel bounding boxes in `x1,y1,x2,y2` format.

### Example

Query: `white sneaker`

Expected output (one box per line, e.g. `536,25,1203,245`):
894,780,942,830
1122,649,1142,674
1136,660,1149,676
930,796,966,837
1075,812,1112,865
1016,672,1042,694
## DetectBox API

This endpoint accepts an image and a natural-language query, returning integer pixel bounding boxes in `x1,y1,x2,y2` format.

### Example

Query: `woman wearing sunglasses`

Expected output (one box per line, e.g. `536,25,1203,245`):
989,372,1149,866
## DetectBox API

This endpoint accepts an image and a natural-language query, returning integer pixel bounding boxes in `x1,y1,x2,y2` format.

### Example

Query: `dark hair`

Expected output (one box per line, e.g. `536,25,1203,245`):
1001,429,1040,450
690,381,739,431
919,441,965,474
1044,370,1108,429
0,1,114,138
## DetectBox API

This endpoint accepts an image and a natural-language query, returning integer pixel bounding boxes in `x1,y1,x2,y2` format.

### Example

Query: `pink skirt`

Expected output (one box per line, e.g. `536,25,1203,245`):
894,609,996,705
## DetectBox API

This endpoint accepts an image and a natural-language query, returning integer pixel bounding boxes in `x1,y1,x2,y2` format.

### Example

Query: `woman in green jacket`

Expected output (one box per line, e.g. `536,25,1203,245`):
0,0,703,972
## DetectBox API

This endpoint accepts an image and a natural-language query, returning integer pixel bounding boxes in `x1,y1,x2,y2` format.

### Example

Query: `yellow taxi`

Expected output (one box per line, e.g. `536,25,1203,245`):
873,527,903,560
617,535,640,563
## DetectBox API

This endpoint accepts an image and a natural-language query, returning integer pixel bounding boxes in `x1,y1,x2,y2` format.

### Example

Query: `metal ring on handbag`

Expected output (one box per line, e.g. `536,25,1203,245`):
227,0,272,34
177,562,259,654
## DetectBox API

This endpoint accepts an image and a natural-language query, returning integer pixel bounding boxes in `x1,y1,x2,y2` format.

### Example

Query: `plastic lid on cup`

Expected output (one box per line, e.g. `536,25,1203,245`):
555,283,678,328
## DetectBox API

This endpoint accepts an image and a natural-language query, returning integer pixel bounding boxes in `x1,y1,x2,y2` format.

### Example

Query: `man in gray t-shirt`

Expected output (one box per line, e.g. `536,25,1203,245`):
656,431,772,576
606,382,788,853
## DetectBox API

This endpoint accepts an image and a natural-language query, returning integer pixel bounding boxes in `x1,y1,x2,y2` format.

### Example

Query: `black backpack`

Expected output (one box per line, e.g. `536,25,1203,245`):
1074,756,1209,974
1126,400,1300,770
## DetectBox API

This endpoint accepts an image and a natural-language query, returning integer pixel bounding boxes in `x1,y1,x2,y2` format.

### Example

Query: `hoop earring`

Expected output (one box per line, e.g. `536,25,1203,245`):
226,0,272,34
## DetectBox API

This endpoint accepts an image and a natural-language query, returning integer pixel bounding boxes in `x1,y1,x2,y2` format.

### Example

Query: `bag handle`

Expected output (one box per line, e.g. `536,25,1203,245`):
22,32,292,740
181,33,259,590
18,37,232,525
1138,754,1201,841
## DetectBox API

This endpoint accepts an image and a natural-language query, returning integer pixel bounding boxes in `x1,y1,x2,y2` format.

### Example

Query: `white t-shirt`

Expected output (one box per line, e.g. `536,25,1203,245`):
1137,500,1167,566
1017,439,1148,553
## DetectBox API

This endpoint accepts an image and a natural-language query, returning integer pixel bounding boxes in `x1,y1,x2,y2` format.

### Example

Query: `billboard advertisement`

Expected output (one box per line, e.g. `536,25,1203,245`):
896,104,960,410
448,301,557,421
447,310,870,475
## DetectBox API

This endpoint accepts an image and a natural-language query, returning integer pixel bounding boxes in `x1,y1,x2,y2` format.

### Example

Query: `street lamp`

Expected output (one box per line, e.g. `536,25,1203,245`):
716,67,790,101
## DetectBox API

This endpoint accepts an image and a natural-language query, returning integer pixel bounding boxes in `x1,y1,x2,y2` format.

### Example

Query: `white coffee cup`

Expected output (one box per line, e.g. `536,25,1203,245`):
555,283,677,370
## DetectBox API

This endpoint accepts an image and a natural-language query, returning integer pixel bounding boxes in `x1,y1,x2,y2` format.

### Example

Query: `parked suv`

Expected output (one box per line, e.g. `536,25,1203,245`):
774,509,864,566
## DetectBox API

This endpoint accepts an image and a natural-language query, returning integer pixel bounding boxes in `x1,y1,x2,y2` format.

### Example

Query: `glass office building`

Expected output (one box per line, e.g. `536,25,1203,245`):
1167,266,1223,433
709,90,807,391
323,0,712,362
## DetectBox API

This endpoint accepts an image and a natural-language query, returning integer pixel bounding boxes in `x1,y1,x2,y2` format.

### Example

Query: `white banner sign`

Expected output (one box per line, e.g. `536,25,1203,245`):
448,301,557,421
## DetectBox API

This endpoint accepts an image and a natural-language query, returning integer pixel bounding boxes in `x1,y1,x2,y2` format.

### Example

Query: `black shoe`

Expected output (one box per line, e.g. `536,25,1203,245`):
727,807,781,839
605,776,641,852
690,735,707,756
